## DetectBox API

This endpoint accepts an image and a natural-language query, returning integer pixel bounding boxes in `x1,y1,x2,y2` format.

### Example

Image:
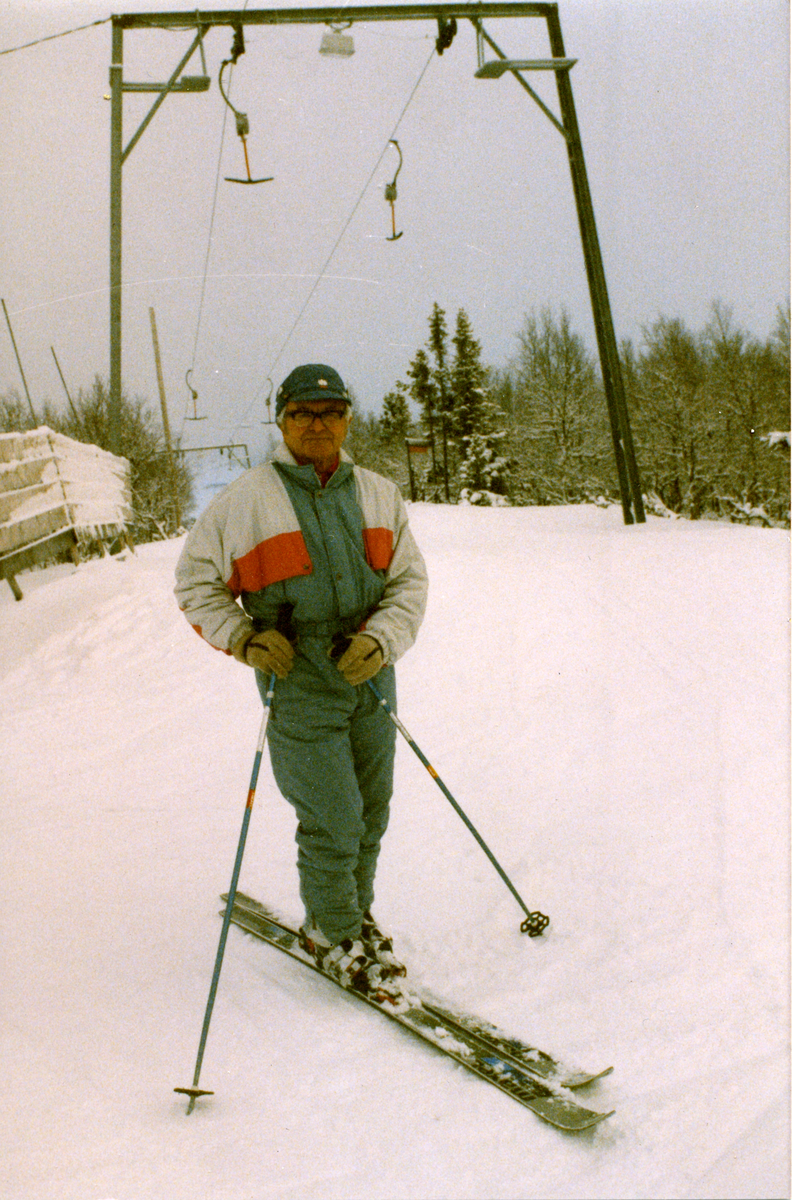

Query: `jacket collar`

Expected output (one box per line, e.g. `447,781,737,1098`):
272,440,353,490
272,441,353,467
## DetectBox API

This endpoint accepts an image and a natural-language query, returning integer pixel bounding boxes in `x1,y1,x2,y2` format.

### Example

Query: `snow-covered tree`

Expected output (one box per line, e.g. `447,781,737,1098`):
384,304,510,504
428,304,450,403
451,308,489,440
621,302,790,522
449,309,511,504
406,346,439,479
505,306,610,505
427,303,454,499
457,432,511,506
379,381,412,442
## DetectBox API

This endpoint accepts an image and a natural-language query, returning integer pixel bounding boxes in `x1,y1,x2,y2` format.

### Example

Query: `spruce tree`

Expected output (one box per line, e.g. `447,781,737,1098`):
457,432,511,505
450,308,511,504
451,308,489,439
428,303,452,498
406,346,438,477
380,381,412,442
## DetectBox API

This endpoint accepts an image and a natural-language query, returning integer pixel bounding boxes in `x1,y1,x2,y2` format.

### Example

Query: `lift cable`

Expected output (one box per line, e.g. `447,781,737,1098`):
178,95,231,439
179,6,253,442
0,16,111,56
227,41,437,446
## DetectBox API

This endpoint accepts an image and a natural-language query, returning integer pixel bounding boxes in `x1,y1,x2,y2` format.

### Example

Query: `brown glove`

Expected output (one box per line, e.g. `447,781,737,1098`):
334,633,384,686
233,628,295,679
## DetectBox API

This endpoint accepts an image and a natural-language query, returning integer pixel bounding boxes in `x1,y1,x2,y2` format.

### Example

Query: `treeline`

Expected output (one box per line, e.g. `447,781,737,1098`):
0,377,193,543
2,301,787,541
348,301,790,526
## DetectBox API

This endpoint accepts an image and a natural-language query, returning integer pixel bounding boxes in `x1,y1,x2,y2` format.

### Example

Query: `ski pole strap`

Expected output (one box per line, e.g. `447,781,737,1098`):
367,679,549,937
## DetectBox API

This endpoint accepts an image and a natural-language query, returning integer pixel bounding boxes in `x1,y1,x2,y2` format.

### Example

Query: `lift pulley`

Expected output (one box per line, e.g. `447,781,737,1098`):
384,139,403,241
219,24,274,185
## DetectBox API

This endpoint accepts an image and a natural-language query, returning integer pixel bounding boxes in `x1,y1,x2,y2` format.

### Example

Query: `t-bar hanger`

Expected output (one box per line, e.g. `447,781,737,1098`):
184,370,208,421
219,24,274,184
384,140,404,241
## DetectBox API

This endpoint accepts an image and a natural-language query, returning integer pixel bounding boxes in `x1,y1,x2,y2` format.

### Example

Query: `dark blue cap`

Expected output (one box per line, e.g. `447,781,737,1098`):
275,364,350,417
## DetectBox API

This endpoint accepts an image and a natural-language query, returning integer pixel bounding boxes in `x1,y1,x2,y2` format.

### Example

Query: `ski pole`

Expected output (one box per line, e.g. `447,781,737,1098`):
174,670,276,1114
367,677,550,937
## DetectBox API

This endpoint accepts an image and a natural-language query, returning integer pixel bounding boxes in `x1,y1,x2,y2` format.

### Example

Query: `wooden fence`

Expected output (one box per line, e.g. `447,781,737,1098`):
0,427,133,600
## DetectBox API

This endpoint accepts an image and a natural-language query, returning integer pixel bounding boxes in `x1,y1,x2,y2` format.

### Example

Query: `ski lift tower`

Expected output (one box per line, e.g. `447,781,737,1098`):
108,4,645,524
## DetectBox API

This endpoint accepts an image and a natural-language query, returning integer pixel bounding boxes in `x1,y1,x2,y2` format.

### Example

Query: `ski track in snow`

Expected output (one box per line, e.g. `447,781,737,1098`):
0,504,788,1200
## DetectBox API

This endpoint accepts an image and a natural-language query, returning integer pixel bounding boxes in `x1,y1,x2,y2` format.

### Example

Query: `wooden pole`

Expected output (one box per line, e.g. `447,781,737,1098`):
148,307,182,532
405,439,416,501
51,347,79,420
2,299,37,425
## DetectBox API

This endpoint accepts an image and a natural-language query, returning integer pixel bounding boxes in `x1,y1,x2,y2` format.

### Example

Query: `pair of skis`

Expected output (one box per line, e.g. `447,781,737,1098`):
219,893,614,1132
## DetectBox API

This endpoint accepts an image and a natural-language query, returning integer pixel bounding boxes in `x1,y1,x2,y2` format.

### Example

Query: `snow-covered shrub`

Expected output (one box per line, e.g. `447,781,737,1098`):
457,432,511,505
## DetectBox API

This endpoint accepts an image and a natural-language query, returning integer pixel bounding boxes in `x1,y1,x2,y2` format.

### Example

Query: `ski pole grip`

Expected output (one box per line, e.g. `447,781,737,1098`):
329,631,352,661
275,601,297,644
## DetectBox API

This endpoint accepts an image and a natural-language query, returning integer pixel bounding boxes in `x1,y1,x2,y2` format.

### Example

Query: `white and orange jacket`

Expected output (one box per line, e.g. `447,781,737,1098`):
174,443,428,666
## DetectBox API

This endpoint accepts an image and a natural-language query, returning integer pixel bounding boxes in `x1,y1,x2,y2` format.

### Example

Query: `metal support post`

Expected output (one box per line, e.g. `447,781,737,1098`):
108,21,204,459
109,21,124,456
546,8,645,523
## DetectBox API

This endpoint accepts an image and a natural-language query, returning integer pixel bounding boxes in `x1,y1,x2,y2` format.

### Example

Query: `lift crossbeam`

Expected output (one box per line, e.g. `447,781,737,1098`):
117,4,556,29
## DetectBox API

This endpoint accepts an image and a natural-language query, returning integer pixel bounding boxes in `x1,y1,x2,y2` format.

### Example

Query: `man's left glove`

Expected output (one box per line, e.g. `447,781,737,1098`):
334,633,384,686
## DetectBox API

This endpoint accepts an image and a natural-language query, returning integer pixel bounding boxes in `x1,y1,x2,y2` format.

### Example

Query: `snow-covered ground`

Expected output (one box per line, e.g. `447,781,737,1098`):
1,503,789,1200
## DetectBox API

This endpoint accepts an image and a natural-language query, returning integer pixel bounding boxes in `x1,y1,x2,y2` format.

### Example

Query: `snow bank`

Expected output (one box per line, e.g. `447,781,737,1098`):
0,426,132,558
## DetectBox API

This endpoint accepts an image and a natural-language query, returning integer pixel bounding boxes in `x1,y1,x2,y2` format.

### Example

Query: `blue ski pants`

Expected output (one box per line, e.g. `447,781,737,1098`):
256,636,397,945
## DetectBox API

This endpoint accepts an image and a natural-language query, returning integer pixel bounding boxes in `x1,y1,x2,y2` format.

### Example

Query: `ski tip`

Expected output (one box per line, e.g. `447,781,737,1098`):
564,1064,615,1089
575,1109,616,1131
531,1098,616,1131
173,1087,214,1099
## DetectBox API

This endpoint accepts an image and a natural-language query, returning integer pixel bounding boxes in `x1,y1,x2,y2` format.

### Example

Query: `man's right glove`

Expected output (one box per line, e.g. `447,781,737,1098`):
333,633,384,686
232,628,295,678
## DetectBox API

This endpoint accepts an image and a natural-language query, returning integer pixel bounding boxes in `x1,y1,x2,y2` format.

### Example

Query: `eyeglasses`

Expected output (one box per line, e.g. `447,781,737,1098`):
284,407,349,428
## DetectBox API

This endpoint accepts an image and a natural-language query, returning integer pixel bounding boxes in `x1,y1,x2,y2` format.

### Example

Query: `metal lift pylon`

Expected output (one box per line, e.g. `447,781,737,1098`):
108,4,645,524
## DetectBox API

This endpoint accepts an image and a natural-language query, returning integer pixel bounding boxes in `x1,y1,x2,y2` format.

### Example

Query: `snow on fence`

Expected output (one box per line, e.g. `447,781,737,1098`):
0,426,133,599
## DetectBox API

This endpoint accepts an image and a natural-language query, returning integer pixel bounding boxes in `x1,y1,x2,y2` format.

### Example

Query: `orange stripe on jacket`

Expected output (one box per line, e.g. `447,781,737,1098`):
227,530,313,597
362,527,394,572
187,620,233,654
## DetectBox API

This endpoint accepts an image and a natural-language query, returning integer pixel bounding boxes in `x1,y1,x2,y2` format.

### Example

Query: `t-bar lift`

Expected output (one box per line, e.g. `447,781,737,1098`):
108,3,645,524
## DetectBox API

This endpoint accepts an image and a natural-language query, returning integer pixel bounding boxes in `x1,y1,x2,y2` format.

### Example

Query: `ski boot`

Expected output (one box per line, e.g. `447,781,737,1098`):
300,919,406,1006
361,911,407,977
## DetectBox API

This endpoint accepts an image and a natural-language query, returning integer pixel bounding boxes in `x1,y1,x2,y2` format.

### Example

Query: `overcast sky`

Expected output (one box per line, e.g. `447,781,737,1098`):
0,0,788,466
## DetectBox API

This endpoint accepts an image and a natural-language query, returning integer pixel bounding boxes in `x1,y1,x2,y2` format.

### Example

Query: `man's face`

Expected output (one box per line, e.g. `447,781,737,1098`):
280,399,351,467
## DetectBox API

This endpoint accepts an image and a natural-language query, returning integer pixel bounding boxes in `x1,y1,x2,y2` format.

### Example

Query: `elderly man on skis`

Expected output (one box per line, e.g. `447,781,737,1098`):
175,364,428,998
